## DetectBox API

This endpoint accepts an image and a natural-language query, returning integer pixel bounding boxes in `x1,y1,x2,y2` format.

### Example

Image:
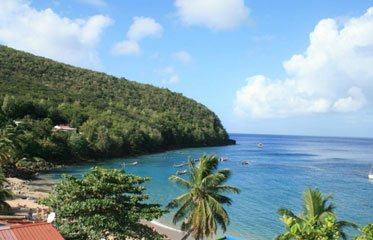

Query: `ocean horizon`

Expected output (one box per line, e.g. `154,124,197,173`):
40,133,373,239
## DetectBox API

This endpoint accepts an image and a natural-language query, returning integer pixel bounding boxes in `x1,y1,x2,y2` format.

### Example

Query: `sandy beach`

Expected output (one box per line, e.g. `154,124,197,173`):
3,177,191,239
142,220,193,240
4,177,53,210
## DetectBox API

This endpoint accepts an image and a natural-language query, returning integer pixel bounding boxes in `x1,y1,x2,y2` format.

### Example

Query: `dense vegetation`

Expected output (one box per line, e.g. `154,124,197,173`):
40,167,165,240
0,168,13,209
0,45,233,170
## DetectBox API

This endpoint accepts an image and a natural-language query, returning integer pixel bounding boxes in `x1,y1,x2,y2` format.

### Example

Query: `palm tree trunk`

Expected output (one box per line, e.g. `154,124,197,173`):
181,229,192,240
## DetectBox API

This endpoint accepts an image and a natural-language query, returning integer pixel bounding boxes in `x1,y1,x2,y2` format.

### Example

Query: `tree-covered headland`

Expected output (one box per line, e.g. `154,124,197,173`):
0,45,234,174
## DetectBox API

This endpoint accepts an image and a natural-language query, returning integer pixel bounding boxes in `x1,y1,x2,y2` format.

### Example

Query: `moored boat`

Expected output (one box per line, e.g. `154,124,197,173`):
173,162,187,168
176,169,188,175
220,157,229,162
369,165,373,179
242,160,250,165
127,161,138,166
257,143,264,148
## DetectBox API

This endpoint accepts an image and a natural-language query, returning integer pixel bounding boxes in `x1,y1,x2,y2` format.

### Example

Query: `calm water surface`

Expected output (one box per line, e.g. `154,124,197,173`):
41,134,373,239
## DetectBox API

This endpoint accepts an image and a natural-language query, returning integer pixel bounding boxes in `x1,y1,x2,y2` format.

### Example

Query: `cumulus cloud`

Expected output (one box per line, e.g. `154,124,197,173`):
0,0,112,69
173,50,192,64
158,67,179,84
174,0,249,30
235,8,373,118
112,17,163,56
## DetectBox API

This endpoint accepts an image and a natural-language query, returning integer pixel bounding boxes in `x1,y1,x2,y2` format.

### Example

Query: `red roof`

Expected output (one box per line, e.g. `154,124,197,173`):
0,222,64,240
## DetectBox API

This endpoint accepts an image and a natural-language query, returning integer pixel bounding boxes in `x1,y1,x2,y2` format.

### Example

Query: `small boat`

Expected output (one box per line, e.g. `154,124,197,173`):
176,169,188,175
194,158,200,162
127,161,138,166
220,157,228,162
242,160,250,165
257,143,264,148
174,162,187,168
369,165,373,180
121,163,126,168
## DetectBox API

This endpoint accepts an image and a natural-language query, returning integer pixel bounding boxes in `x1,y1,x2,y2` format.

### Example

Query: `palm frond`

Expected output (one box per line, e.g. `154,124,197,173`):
198,155,218,179
214,185,241,194
336,220,358,229
167,192,191,209
208,193,233,205
303,187,323,218
278,208,297,219
168,175,192,189
202,169,231,188
207,195,229,226
172,198,193,224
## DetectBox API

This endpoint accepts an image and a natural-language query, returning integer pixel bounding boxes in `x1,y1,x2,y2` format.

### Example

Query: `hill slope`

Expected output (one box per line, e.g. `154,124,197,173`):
0,45,233,164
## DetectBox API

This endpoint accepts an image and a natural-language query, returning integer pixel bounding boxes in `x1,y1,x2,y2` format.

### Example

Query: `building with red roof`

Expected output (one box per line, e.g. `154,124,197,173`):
0,222,64,240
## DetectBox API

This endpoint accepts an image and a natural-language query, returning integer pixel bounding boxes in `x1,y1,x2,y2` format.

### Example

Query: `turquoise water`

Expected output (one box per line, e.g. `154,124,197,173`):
41,134,373,239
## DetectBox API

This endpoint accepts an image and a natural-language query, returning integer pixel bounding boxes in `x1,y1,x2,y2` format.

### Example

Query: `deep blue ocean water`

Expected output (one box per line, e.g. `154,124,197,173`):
40,134,373,239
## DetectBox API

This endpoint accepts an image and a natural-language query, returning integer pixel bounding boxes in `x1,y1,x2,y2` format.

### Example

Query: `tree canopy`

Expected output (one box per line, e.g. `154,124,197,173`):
40,167,165,240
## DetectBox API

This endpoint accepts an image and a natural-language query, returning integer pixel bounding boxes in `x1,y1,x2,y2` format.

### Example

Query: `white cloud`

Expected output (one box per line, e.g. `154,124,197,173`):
158,67,179,84
174,0,249,30
127,17,163,41
173,50,192,64
235,8,373,118
0,0,112,69
112,17,163,56
112,40,140,55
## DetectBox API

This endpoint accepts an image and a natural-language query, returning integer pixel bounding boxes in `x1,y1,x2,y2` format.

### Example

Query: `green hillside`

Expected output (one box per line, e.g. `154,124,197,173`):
0,45,233,165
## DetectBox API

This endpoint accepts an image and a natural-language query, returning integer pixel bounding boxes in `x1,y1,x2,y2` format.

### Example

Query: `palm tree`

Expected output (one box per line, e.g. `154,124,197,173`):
0,125,19,166
0,167,13,209
277,187,357,240
167,154,240,240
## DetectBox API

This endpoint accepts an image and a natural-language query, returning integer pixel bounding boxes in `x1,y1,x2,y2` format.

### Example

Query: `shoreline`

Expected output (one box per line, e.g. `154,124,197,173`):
142,220,193,240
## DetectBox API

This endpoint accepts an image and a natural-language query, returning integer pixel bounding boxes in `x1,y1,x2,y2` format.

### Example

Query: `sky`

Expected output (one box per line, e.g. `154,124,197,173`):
1,0,373,138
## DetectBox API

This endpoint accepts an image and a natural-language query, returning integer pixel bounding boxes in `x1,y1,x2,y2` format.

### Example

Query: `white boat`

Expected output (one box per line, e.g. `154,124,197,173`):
174,162,187,168
176,169,188,175
127,161,138,166
257,143,264,148
369,165,373,180
220,157,228,162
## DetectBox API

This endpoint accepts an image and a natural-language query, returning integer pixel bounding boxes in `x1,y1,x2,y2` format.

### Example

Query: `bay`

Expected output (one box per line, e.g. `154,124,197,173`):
40,134,373,239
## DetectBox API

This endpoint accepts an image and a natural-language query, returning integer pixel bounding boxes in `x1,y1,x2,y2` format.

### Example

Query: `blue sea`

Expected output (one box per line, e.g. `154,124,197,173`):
40,134,373,239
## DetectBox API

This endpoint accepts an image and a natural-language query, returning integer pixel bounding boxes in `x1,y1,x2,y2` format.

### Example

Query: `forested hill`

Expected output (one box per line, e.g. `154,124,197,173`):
0,45,233,164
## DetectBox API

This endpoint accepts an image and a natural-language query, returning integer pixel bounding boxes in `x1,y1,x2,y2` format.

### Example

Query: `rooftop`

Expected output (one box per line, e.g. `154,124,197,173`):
0,222,64,240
